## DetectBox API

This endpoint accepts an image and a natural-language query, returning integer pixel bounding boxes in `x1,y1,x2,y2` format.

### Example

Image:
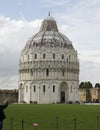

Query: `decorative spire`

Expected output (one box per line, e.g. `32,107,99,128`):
39,12,59,32
48,11,50,16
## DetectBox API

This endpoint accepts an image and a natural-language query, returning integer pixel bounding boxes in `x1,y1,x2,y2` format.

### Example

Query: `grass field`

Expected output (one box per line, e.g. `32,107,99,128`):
3,104,100,130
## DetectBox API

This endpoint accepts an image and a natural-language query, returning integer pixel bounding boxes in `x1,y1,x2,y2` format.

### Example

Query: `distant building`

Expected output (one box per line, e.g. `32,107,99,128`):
18,14,80,104
79,88,100,102
0,89,18,103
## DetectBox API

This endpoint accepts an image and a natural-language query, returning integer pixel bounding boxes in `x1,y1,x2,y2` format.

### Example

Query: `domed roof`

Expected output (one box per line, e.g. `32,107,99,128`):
23,13,73,51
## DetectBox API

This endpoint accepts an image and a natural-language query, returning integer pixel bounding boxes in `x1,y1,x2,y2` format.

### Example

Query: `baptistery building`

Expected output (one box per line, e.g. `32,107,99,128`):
18,14,79,104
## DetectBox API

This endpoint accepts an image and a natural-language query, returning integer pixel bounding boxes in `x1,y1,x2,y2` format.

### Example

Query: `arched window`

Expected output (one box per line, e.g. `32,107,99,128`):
69,55,71,59
33,85,36,92
53,85,55,92
53,53,55,59
61,54,64,59
63,69,65,76
31,69,33,76
43,53,46,59
43,85,45,92
34,53,37,59
46,69,49,76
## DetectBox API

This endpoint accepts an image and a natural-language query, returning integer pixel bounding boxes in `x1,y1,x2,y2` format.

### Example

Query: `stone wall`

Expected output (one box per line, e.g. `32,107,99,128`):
79,88,100,102
0,89,18,104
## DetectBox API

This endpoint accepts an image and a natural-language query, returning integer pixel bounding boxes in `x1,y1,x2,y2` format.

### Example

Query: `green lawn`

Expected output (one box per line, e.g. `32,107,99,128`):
3,104,100,130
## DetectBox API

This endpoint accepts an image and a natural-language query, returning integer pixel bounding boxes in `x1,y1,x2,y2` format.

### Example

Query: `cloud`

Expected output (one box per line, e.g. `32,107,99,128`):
0,16,42,89
80,58,100,86
79,50,100,85
76,0,100,7
42,0,70,7
0,16,42,52
79,50,100,63
57,3,100,86
17,1,22,7
0,1,100,89
95,8,100,22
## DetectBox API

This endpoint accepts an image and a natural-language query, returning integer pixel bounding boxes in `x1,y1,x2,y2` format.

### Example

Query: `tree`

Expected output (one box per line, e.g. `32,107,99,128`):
79,82,84,88
95,83,100,88
79,81,93,88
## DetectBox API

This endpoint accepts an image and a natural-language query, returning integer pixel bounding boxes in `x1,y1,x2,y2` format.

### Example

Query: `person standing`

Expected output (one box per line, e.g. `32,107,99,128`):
0,101,8,130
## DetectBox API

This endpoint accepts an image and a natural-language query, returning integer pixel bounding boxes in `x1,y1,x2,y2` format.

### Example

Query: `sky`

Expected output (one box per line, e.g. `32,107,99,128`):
0,0,100,89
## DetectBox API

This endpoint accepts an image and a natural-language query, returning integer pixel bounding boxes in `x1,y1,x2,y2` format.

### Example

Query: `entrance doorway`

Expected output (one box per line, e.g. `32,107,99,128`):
61,91,65,103
60,82,68,103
